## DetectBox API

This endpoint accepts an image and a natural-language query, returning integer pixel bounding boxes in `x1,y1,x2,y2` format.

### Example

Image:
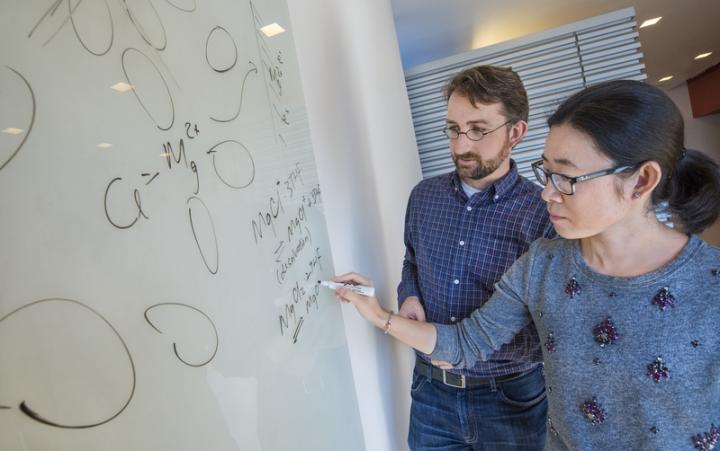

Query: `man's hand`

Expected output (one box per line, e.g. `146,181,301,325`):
399,296,426,322
430,359,454,369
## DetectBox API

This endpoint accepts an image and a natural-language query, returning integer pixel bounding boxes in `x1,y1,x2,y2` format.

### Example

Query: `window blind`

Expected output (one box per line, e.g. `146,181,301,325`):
404,8,646,181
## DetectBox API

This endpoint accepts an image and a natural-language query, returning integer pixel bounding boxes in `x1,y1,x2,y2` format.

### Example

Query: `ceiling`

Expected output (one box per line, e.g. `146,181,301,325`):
390,0,720,90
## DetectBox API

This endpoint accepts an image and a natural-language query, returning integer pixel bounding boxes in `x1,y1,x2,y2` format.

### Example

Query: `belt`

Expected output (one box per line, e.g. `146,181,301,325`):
414,358,531,389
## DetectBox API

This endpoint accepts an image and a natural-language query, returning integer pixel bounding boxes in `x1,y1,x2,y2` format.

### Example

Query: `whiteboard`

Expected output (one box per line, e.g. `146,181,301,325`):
0,1,365,450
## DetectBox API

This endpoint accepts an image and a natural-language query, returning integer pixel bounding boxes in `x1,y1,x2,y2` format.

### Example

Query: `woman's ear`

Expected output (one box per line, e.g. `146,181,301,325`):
631,161,663,200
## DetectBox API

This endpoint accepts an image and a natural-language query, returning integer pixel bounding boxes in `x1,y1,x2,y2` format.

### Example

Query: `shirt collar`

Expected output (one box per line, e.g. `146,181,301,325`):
450,159,520,199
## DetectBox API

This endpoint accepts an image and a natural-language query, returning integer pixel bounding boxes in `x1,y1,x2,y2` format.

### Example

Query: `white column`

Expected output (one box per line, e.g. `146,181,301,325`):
288,1,423,450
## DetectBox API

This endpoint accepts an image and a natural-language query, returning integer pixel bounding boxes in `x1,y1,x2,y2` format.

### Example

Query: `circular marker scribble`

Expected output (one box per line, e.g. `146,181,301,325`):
207,140,255,189
205,26,238,73
121,47,175,131
164,0,196,12
187,196,219,274
144,303,218,367
122,0,167,51
68,0,114,56
0,67,36,172
0,299,136,429
28,0,114,56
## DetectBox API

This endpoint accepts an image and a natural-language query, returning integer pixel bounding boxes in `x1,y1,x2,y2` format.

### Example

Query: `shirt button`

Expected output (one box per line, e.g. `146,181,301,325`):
453,279,459,285
450,316,457,322
466,206,472,211
493,194,500,201
459,240,465,246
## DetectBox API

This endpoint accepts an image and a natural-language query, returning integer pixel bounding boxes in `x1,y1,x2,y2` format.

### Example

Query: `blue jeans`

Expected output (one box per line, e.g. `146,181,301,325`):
408,365,547,451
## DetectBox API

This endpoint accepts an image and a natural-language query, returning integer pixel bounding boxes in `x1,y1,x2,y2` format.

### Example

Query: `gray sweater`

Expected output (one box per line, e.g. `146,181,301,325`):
431,235,720,451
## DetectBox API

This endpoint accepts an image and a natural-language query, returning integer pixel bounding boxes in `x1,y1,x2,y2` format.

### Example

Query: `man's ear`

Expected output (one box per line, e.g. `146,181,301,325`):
509,120,528,148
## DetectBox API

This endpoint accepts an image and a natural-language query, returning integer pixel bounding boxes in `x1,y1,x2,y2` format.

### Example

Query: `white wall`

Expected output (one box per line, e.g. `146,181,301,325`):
287,1,423,450
665,83,720,245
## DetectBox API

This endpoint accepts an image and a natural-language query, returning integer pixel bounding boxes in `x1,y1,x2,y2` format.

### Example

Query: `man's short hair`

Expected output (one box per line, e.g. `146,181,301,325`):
444,66,529,123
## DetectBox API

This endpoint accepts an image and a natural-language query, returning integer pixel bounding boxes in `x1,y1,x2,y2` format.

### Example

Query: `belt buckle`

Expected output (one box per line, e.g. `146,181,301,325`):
442,370,466,388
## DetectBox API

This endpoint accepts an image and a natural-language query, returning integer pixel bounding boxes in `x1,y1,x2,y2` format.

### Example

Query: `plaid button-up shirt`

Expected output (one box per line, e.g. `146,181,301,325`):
398,161,555,377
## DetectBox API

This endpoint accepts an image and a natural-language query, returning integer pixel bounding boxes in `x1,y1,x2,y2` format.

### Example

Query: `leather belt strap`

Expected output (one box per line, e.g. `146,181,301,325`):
414,358,530,389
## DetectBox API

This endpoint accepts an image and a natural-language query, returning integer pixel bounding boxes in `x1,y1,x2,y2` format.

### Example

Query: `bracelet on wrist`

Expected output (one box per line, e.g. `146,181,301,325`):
383,311,394,335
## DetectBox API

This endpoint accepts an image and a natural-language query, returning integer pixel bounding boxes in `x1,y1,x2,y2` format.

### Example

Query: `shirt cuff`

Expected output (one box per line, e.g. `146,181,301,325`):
428,323,460,364
397,286,420,306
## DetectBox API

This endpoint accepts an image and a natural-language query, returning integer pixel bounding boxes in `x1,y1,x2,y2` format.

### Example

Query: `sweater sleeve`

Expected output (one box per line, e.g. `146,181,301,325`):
429,241,539,368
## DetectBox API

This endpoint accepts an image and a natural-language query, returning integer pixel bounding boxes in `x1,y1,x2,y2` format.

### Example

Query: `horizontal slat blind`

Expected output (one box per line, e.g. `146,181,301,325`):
405,8,646,180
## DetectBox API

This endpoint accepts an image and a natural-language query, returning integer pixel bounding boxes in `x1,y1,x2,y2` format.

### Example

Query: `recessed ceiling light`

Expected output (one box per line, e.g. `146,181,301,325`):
97,143,113,149
111,82,133,92
694,52,713,60
1,127,24,135
639,17,662,28
658,75,673,82
260,23,285,37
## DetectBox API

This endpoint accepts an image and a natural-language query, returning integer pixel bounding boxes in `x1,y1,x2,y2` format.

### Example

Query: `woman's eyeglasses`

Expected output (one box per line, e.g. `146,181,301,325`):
531,159,635,195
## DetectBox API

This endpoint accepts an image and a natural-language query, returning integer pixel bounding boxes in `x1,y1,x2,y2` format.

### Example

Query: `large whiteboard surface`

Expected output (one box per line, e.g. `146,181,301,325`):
0,1,365,450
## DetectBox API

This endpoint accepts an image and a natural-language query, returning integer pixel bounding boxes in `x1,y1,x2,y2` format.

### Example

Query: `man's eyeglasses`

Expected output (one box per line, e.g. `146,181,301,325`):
531,159,635,195
443,120,511,141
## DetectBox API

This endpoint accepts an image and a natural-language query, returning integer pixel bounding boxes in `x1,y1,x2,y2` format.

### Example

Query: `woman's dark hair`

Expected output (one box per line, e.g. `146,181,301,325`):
548,79,720,234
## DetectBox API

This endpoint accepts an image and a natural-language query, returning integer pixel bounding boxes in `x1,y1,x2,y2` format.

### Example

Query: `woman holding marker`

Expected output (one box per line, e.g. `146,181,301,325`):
318,280,375,297
333,80,720,451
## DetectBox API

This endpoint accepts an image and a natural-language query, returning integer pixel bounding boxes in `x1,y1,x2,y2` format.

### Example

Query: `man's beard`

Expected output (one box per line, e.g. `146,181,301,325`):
453,143,510,180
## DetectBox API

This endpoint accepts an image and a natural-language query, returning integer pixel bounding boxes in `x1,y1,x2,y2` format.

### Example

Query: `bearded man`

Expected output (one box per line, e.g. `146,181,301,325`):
397,65,555,451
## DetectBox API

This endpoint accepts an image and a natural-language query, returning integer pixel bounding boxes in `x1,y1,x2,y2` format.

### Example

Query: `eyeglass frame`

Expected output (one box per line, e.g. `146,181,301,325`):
531,159,636,195
442,120,512,141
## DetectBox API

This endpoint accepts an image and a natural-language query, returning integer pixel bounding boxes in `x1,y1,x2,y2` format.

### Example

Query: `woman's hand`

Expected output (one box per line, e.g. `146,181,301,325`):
332,272,439,355
332,272,388,329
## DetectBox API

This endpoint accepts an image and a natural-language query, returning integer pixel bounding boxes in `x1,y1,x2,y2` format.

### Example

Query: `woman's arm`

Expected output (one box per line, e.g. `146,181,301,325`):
333,273,437,354
333,244,538,368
